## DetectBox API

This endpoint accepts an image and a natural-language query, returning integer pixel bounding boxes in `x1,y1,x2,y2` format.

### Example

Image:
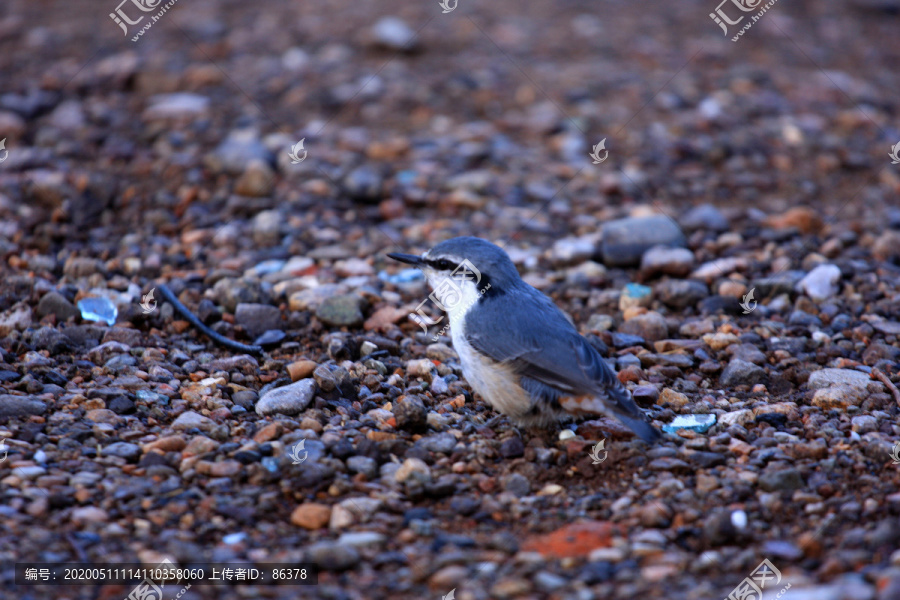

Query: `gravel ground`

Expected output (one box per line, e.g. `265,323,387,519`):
2,0,900,599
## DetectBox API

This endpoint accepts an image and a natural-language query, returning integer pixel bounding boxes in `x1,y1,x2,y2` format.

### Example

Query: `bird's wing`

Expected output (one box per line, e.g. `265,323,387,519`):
465,290,659,442
464,290,628,404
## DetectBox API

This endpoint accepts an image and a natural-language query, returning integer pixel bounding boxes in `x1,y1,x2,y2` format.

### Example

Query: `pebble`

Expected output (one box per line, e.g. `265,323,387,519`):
0,395,47,417
812,385,866,409
394,458,430,483
657,388,689,408
101,442,141,461
172,411,217,433
618,311,668,342
234,303,281,338
342,165,384,202
36,291,79,321
306,541,360,571
0,304,33,336
393,395,428,431
255,379,317,416
640,246,695,277
720,358,766,387
601,215,686,267
807,368,871,391
291,503,331,530
287,360,318,381
618,283,653,310
759,468,804,492
346,455,378,479
797,264,842,301
371,16,418,52
656,280,708,309
681,204,729,231
316,295,364,327
144,93,209,119
234,159,275,197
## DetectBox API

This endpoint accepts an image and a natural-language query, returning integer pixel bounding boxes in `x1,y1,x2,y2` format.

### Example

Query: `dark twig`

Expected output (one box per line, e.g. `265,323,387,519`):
157,284,264,356
872,368,900,407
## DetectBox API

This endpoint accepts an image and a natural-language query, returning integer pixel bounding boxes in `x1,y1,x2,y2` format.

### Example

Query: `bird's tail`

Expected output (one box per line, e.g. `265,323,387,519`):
609,409,662,444
559,387,662,444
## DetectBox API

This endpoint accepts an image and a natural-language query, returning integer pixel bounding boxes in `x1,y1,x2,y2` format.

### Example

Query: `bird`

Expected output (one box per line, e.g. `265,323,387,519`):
388,236,661,443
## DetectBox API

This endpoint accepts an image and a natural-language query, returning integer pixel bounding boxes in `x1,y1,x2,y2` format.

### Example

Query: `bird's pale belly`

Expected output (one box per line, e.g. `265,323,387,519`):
449,317,534,421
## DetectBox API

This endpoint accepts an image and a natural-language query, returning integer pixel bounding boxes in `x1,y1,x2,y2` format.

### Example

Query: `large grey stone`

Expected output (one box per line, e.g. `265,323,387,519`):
0,395,47,418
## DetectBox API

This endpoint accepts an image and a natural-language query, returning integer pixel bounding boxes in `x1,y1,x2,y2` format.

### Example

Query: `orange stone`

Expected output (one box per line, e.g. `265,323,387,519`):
522,521,617,558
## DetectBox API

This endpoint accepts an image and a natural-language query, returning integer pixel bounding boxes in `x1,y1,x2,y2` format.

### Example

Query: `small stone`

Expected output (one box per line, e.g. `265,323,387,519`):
797,264,841,301
287,360,318,382
618,283,652,310
0,303,33,336
234,303,281,338
291,502,332,530
393,395,428,431
601,215,686,267
657,388,689,408
719,409,754,427
759,468,804,492
851,415,877,434
550,236,596,265
71,507,109,524
873,230,900,261
346,455,378,479
84,409,121,425
0,395,47,418
406,358,436,378
172,411,217,433
306,541,360,571
720,358,766,387
234,159,275,197
765,206,824,234
206,129,273,175
640,246,695,277
342,165,384,202
316,295,364,327
702,332,740,351
36,291,79,321
504,473,531,497
618,311,667,342
394,458,430,483
101,442,141,461
337,532,386,548
807,368,870,391
255,379,317,416
144,93,209,119
500,436,525,458
656,280,709,309
371,16,418,52
521,521,615,558
424,344,457,363
812,385,866,409
681,204,729,231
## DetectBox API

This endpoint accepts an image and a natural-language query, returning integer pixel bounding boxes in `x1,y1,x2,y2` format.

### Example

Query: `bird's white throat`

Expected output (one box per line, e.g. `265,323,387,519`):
424,270,490,326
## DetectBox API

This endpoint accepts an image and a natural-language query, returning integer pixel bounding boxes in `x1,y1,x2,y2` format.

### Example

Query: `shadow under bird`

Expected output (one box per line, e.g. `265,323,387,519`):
388,236,661,443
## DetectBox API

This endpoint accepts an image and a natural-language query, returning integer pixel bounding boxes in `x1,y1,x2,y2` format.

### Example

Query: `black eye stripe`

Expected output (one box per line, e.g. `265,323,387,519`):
425,258,456,270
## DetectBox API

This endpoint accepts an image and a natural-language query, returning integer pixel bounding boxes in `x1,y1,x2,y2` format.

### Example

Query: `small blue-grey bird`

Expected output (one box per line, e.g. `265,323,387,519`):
388,236,661,443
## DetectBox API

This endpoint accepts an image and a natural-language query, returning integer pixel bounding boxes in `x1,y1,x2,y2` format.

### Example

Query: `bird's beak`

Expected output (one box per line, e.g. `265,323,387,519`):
387,252,425,267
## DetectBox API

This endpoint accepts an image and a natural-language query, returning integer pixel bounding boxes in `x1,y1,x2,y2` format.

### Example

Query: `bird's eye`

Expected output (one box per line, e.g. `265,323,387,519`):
428,259,456,271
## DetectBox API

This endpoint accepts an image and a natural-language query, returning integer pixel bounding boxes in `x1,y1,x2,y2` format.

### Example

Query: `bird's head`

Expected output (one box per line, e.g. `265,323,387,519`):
387,236,518,310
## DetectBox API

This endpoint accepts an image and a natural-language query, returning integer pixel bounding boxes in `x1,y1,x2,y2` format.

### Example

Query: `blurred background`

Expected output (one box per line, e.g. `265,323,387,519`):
1,0,900,598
